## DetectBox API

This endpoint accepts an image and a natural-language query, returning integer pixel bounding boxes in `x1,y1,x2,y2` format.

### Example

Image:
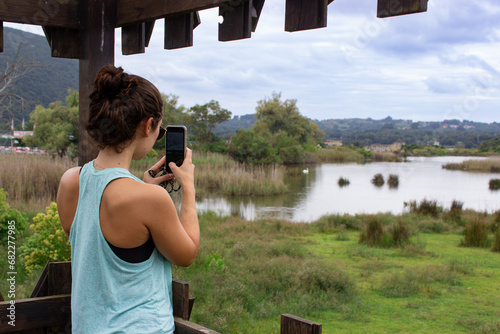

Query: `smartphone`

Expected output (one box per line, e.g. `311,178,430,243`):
164,125,187,174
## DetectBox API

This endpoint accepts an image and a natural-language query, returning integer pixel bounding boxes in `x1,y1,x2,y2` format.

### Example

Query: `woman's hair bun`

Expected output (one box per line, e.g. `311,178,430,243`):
93,65,129,97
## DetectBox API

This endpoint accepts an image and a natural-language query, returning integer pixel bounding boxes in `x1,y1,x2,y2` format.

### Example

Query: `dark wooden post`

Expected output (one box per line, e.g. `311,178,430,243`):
78,0,116,166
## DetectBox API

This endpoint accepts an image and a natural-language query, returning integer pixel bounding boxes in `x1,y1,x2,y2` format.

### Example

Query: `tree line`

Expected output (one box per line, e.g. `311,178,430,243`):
19,90,326,164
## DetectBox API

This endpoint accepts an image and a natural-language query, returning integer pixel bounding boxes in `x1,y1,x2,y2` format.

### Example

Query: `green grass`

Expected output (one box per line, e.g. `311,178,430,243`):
168,212,500,333
2,211,499,333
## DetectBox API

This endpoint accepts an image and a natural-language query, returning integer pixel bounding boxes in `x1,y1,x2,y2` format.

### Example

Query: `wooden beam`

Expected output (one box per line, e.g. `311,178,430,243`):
0,295,71,333
0,0,78,29
219,0,252,42
280,314,322,334
377,0,428,18
164,12,200,50
116,0,228,27
172,278,190,320
251,0,265,32
285,0,328,32
0,21,3,53
78,0,116,165
43,27,80,59
174,316,221,334
122,22,146,55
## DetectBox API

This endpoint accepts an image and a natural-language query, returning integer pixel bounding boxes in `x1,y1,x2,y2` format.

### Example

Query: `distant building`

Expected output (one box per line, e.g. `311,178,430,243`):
324,141,343,147
13,131,33,138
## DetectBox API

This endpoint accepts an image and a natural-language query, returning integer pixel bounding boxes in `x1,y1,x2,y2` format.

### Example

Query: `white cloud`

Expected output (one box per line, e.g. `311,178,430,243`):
6,0,500,122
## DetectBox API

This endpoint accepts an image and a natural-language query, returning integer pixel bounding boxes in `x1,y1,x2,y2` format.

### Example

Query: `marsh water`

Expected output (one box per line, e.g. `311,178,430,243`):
196,156,500,222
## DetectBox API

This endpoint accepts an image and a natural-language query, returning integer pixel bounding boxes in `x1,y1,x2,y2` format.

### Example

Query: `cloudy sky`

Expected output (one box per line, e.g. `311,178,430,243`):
7,0,500,122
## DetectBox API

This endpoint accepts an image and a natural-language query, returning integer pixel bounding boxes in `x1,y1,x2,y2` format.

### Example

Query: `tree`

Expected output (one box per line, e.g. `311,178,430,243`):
254,92,325,148
24,90,79,158
188,100,231,143
162,94,188,126
0,43,39,122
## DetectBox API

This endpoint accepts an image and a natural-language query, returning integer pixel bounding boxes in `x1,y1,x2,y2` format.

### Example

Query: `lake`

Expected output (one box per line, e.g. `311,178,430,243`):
195,156,500,222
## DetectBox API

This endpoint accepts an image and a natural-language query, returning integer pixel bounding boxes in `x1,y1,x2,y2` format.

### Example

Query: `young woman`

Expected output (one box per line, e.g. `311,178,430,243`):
56,65,199,333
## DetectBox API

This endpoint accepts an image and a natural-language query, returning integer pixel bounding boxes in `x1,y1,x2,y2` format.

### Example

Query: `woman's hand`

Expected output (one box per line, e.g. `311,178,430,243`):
143,156,174,186
168,148,195,191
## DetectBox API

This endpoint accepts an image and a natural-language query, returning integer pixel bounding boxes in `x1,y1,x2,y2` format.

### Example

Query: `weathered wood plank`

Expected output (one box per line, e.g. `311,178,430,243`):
43,27,80,59
219,0,252,41
280,314,322,334
285,0,328,32
48,262,72,295
377,0,428,18
164,12,200,50
0,295,71,333
116,0,227,26
78,0,116,165
172,278,190,320
174,316,221,334
251,0,265,32
29,261,50,298
0,0,78,29
122,22,146,55
0,21,4,53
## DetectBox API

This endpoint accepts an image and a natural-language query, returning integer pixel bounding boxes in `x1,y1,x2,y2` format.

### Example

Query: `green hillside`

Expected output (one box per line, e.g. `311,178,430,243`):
0,27,78,127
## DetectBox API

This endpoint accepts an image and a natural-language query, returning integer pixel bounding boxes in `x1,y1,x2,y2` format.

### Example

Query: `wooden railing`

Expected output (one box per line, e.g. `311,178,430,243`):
0,261,321,334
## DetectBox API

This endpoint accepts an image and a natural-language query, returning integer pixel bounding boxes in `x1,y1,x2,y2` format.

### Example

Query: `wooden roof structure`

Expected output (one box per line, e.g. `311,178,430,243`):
0,0,427,165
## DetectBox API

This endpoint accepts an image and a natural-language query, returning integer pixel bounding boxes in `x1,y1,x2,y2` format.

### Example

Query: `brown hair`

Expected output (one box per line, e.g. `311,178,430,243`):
86,65,163,152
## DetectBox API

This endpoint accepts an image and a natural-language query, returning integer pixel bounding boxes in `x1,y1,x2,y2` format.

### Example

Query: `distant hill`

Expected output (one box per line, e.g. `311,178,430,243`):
0,27,78,127
214,114,500,148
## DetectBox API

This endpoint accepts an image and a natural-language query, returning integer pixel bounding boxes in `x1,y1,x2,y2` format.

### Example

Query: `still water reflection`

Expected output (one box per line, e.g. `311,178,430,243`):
196,156,500,222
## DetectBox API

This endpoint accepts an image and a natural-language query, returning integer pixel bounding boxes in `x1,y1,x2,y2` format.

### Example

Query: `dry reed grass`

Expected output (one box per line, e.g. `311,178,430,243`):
442,158,500,173
131,151,289,196
0,154,75,212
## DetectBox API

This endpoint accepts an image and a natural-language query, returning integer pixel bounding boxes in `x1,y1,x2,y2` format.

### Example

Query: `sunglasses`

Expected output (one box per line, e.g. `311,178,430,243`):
156,125,166,141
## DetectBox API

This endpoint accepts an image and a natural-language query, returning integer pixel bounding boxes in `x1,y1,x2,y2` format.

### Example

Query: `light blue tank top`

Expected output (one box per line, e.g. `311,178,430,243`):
69,161,174,334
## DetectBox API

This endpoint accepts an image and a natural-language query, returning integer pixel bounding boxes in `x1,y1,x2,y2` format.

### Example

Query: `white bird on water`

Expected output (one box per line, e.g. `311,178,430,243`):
302,168,309,174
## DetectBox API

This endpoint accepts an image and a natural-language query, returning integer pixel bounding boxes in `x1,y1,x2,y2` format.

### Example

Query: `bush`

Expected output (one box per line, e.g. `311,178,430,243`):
390,220,411,247
371,173,384,187
489,179,500,190
359,216,390,247
387,174,399,188
0,188,28,243
338,177,350,187
407,198,440,217
460,217,489,248
446,200,464,224
19,202,71,275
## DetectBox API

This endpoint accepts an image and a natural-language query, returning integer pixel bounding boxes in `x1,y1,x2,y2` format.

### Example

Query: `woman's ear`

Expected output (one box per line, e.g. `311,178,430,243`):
141,117,155,137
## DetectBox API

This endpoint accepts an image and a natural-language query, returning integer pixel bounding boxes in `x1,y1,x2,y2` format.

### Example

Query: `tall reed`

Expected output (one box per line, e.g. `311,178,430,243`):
442,158,500,173
0,154,75,211
193,152,288,196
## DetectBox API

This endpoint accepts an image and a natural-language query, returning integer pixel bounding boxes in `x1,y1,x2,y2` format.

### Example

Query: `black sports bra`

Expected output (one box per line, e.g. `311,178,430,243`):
106,236,155,263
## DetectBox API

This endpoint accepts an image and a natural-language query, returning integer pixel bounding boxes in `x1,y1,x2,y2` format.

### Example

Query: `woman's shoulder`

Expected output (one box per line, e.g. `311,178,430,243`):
105,177,170,208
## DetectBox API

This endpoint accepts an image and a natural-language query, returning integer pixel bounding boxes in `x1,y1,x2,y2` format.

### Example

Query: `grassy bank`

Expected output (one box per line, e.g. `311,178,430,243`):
1,203,499,333
170,210,500,333
442,158,500,173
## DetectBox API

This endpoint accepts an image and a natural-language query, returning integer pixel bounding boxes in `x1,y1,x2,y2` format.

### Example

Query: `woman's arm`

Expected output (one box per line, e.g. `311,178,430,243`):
56,167,81,236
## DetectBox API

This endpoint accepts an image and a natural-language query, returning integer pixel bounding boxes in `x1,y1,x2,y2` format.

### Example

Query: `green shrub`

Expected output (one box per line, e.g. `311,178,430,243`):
407,198,440,217
359,216,390,247
387,174,399,188
460,217,489,248
446,200,464,224
489,179,500,190
371,173,384,187
338,177,350,187
19,202,71,275
0,188,28,243
391,220,411,247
